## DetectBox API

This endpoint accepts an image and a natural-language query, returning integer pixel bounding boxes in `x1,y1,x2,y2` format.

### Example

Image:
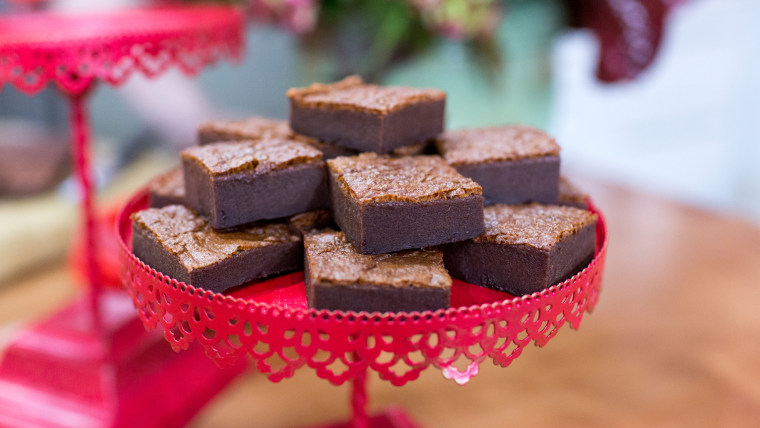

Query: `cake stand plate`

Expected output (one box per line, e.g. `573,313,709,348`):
119,187,608,427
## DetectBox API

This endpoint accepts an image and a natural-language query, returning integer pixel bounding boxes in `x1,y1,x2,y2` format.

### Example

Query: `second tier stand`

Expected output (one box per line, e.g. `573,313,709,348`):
0,6,248,428
119,188,609,428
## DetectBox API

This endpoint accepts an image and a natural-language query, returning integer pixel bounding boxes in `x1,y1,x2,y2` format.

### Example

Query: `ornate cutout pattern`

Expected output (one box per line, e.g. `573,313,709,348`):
119,190,607,386
0,6,244,96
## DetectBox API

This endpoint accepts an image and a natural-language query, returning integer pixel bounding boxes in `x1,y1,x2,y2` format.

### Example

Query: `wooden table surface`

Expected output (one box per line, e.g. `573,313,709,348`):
2,176,760,427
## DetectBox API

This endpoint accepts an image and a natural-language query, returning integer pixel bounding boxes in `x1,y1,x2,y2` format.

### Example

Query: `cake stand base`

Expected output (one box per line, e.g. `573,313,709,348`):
0,290,246,428
316,407,421,428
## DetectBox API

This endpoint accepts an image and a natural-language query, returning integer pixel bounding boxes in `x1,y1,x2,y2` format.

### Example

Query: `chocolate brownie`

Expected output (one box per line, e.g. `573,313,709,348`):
304,231,452,312
309,140,428,160
436,125,561,205
198,116,432,160
197,116,356,160
148,167,185,208
310,140,430,159
558,176,589,209
182,139,328,230
131,205,302,293
327,153,484,254
442,203,597,296
288,76,446,153
286,209,334,237
198,117,292,145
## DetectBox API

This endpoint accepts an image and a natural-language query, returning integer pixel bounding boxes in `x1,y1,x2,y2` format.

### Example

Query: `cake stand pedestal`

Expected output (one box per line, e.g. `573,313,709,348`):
0,7,247,428
118,188,609,428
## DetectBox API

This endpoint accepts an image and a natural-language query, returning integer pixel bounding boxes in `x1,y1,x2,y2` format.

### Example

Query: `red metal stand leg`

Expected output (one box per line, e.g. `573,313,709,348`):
311,363,422,428
0,90,247,428
351,369,369,428
69,92,101,324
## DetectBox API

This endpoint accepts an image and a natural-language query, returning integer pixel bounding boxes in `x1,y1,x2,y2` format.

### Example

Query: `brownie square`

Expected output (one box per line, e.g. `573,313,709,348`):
198,117,292,145
311,139,430,160
441,203,597,296
327,153,484,254
131,205,302,293
436,125,561,205
286,209,335,237
197,116,356,160
558,176,589,209
148,167,185,208
304,231,452,312
182,139,329,230
0,123,70,197
389,141,431,157
288,76,446,153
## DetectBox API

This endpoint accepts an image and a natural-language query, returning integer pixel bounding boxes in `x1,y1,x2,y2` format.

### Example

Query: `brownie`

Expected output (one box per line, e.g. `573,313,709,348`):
296,140,431,160
313,140,430,159
436,125,561,205
327,153,484,254
304,231,452,312
198,117,291,145
441,203,597,296
308,140,430,159
148,167,185,208
558,176,589,209
182,139,329,230
288,76,446,153
197,116,356,160
305,140,357,160
389,141,430,157
131,205,302,293
286,209,334,237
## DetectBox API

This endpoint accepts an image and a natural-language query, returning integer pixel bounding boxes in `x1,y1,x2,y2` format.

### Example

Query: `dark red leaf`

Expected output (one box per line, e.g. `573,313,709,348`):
567,0,678,82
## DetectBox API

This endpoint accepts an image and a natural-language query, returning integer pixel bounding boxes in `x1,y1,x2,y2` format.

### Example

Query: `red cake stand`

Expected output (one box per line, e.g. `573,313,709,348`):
0,7,247,428
118,188,609,428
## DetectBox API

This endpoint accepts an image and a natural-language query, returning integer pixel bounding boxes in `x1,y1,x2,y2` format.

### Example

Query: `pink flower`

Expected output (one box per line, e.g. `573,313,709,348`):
249,0,318,34
412,0,501,40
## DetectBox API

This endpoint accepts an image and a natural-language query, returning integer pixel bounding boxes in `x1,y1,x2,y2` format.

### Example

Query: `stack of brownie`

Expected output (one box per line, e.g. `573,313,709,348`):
133,76,597,314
